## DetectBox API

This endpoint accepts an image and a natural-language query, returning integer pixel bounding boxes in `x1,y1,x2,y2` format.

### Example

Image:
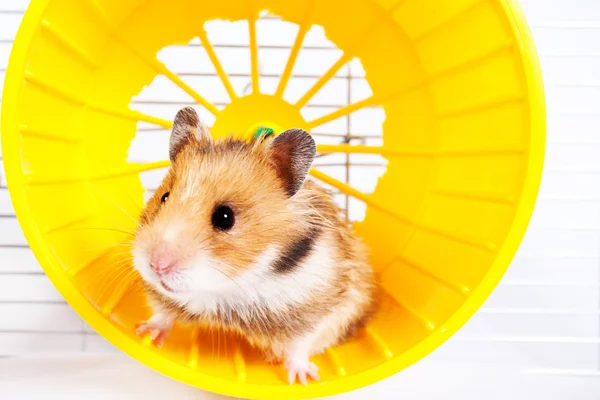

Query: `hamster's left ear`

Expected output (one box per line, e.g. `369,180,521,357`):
269,129,316,197
169,106,212,162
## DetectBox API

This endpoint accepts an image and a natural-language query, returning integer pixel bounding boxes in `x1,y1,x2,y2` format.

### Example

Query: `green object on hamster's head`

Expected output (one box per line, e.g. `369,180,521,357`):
253,126,274,139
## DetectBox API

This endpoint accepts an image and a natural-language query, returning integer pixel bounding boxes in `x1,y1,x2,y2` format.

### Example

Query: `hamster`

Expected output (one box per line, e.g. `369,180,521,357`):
133,106,377,385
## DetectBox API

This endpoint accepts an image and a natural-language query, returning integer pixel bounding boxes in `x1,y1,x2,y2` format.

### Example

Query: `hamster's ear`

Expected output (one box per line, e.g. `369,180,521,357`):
269,129,316,197
169,106,212,162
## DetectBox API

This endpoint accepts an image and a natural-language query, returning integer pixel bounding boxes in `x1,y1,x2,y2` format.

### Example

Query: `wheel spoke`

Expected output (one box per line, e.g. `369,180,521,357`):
308,169,411,225
87,0,219,115
309,169,496,251
295,53,350,108
92,105,172,128
199,29,238,101
24,71,172,128
306,96,378,129
156,61,220,115
249,17,260,93
275,19,311,97
317,144,386,155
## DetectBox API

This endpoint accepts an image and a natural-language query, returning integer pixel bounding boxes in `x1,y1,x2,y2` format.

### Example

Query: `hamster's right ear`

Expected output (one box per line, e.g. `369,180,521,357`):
169,106,212,162
269,129,316,197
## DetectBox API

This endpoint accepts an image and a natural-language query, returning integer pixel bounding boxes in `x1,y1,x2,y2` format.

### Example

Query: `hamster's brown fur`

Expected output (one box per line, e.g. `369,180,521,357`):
134,107,377,383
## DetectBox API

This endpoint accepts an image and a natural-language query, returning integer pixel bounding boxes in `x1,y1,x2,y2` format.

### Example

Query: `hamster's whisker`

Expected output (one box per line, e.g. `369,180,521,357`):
97,266,136,304
194,236,212,248
103,251,135,263
90,259,133,285
81,241,134,253
87,257,132,279
109,174,144,215
80,179,141,227
99,243,135,255
207,259,241,285
101,269,140,305
201,248,260,266
83,258,133,291
55,226,137,237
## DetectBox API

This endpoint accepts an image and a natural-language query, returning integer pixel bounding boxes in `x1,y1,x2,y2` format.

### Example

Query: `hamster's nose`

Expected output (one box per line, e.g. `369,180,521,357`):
149,242,178,274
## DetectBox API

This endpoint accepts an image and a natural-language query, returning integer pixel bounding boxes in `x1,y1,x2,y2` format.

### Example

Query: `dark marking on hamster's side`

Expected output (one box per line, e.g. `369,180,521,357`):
272,227,322,274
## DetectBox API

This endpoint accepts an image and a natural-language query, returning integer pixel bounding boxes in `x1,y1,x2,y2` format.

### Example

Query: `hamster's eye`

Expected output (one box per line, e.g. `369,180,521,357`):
161,192,169,204
212,205,235,231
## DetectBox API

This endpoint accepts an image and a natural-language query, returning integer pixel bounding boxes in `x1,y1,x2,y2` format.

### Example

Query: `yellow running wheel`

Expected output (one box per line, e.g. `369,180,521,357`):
1,0,545,398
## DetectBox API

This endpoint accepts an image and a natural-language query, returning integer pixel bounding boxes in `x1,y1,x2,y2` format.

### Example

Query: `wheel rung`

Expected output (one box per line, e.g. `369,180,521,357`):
426,41,514,84
437,95,525,120
66,247,114,278
364,327,393,359
432,189,515,205
100,273,136,316
41,19,100,69
20,124,83,145
394,256,471,295
412,0,484,43
380,0,409,11
418,224,497,252
24,71,82,105
25,162,170,186
188,328,200,368
43,214,96,235
87,0,118,32
24,71,172,128
326,348,347,376
389,295,436,331
233,343,247,381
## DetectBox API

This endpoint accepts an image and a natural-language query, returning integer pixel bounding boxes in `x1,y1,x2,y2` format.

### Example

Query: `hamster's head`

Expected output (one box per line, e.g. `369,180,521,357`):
133,107,316,301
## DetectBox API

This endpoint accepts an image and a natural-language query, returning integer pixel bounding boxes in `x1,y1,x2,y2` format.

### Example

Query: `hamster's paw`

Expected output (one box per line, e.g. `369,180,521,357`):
284,357,320,385
135,321,171,347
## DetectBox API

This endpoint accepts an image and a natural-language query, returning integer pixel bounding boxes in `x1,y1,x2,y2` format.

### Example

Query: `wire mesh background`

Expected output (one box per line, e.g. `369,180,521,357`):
2,0,600,394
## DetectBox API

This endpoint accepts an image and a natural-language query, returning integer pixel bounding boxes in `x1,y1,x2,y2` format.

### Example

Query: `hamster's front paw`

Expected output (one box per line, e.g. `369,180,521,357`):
284,356,320,385
135,313,174,347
